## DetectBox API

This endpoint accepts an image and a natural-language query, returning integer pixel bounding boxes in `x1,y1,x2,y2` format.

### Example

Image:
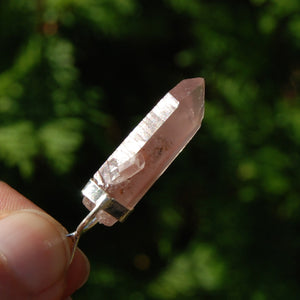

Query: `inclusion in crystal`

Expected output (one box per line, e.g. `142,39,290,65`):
83,78,205,226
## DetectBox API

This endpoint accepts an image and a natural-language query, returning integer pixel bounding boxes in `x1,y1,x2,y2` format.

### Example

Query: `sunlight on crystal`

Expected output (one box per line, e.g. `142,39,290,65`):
86,78,204,226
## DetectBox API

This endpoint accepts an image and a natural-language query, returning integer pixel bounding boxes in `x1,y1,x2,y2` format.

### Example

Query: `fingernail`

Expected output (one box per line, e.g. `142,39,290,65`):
0,210,70,294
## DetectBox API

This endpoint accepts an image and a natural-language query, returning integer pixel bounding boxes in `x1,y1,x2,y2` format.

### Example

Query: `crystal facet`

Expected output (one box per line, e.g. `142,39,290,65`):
83,78,205,226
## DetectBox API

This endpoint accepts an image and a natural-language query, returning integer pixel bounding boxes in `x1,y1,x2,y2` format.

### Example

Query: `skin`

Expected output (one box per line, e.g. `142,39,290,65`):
0,181,90,300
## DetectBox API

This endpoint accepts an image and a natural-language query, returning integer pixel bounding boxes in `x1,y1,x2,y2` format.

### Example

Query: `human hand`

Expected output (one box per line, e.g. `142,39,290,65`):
0,182,90,299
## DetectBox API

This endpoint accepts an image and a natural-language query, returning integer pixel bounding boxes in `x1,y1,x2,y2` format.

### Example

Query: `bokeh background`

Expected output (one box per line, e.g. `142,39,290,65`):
1,0,300,299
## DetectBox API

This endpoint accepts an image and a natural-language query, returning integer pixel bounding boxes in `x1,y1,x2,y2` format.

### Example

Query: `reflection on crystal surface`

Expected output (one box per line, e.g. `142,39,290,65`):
84,78,205,226
94,93,179,188
98,152,146,186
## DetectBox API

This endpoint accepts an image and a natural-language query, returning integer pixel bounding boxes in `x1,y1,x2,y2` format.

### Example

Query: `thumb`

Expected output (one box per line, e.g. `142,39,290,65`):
0,209,84,299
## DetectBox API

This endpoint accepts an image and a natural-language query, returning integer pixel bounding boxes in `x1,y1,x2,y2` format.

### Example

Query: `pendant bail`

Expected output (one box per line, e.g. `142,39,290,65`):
82,179,132,222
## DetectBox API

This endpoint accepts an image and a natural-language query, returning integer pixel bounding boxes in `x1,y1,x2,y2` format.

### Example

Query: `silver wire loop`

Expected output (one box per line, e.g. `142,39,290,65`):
67,195,105,263
67,180,132,263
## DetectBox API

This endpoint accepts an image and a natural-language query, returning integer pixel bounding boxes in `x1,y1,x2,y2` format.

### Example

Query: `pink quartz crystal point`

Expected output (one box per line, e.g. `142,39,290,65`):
83,78,205,226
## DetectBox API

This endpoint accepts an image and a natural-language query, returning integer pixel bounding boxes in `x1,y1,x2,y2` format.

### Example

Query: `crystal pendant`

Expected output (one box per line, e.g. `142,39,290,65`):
67,78,205,262
82,77,205,226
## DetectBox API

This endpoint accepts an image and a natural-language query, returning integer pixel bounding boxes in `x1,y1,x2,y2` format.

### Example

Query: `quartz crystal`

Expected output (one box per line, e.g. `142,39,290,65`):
83,78,205,226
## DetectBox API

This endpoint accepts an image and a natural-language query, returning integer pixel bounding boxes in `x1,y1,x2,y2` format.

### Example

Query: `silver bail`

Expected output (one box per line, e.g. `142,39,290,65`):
67,180,132,263
81,180,132,223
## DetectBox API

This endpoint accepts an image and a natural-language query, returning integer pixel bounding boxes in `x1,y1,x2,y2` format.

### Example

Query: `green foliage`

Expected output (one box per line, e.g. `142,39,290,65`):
0,121,38,176
150,243,225,298
0,0,300,299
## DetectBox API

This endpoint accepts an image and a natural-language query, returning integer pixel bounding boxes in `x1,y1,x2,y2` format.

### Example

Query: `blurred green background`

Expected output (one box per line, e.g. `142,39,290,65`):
0,0,300,299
